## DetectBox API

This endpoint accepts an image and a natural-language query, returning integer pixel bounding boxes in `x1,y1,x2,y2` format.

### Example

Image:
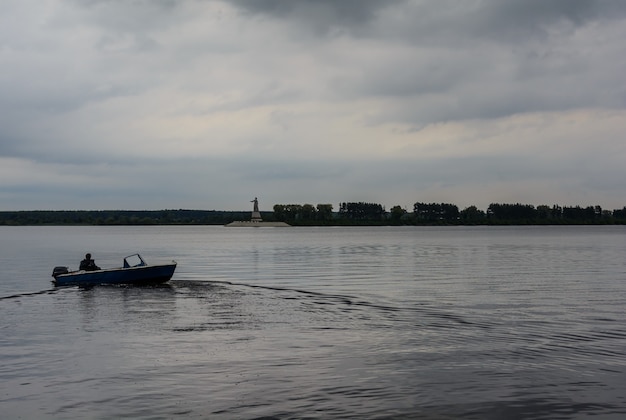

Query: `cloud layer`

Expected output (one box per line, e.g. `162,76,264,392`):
1,0,625,211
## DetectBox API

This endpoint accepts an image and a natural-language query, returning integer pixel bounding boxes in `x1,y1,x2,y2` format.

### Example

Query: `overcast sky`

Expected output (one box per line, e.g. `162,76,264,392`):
1,0,625,212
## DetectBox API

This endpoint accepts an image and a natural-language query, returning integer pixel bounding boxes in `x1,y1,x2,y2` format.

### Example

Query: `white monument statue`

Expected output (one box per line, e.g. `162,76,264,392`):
251,197,262,222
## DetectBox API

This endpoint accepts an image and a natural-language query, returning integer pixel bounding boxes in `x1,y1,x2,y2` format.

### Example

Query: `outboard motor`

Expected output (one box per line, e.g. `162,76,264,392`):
52,266,69,278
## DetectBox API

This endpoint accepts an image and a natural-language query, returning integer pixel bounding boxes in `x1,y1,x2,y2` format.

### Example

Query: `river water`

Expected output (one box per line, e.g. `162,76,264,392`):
1,225,625,419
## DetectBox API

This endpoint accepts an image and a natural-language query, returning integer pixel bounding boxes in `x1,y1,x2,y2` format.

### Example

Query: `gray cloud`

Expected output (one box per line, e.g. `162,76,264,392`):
229,0,403,26
229,0,626,39
478,0,626,28
224,0,626,124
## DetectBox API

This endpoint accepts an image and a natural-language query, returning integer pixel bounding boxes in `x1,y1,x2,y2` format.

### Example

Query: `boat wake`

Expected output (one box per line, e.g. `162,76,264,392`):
0,288,61,301
169,279,487,331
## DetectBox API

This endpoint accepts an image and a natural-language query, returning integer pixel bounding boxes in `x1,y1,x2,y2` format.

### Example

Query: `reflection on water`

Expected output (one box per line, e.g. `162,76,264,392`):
1,226,626,419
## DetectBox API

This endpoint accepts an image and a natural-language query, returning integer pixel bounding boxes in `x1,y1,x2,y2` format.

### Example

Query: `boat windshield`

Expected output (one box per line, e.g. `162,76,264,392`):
124,254,146,268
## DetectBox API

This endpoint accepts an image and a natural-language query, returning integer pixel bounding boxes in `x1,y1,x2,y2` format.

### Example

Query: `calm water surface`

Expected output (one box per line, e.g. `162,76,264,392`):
1,225,625,419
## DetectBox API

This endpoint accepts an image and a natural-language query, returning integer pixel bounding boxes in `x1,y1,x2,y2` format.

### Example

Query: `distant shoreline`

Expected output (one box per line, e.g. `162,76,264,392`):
0,209,624,226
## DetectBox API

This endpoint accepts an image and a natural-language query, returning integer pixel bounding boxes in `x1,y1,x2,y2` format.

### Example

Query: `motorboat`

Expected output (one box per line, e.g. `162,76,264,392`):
52,254,177,286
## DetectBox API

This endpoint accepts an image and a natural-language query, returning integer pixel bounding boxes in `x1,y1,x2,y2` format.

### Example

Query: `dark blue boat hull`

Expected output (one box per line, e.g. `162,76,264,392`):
53,263,177,287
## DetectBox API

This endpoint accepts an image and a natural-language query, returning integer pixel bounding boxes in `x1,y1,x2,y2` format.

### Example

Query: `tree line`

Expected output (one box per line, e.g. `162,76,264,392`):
1,202,625,225
0,210,253,226
272,202,626,225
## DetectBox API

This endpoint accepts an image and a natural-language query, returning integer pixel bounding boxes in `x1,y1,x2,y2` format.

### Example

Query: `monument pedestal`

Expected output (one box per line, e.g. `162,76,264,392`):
225,220,290,227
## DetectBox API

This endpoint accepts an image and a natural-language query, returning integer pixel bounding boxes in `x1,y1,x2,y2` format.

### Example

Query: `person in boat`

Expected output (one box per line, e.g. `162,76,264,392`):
79,253,100,271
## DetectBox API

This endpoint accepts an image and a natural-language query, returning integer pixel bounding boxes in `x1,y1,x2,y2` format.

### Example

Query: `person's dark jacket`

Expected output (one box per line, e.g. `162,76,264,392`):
79,258,100,271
